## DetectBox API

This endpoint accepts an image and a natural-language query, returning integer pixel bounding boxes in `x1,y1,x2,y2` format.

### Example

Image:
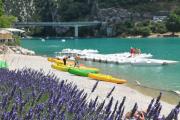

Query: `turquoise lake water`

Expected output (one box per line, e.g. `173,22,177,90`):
21,37,180,92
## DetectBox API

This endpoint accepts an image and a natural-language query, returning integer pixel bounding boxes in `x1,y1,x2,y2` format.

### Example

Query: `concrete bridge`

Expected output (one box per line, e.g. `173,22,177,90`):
14,21,106,37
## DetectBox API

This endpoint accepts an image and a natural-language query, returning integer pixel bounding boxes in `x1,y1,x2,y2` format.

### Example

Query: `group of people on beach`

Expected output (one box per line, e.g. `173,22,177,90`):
130,47,141,57
62,54,80,67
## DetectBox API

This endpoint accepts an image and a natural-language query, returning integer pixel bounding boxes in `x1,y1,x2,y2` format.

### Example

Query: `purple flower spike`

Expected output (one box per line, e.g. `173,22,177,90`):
105,97,114,114
91,81,99,93
10,84,16,99
119,106,125,120
147,98,154,115
1,93,8,109
116,96,126,119
156,92,162,104
96,100,106,114
130,102,138,118
92,96,99,108
106,86,116,98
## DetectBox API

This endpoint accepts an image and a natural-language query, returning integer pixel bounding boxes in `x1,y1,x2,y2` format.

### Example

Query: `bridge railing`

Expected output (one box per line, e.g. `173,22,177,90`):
14,21,106,27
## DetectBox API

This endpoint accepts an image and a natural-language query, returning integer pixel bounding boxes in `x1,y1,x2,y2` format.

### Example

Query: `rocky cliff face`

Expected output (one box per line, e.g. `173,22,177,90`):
4,0,166,23
3,0,94,22
97,8,155,24
3,0,173,37
4,0,36,21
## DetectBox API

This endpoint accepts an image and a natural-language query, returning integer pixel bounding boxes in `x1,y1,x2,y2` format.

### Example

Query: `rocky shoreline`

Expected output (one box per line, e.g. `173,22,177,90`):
0,45,35,55
117,32,180,38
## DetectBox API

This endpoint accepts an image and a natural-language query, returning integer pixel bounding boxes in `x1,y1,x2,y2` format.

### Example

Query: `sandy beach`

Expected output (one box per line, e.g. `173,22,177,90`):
0,53,177,116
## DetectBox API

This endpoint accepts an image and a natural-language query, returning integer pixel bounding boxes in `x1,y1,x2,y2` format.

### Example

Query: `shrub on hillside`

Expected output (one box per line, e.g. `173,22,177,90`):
134,26,152,37
151,22,167,34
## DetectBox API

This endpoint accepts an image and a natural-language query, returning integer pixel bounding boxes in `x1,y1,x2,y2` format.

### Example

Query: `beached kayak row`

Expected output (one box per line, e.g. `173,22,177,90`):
55,49,178,66
48,57,127,84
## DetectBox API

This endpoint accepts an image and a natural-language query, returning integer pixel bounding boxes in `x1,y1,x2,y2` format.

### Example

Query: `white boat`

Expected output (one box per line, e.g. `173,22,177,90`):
41,38,45,42
131,59,178,66
61,39,66,42
100,57,108,63
55,49,178,66
61,48,99,55
55,49,99,59
108,52,153,59
117,58,130,64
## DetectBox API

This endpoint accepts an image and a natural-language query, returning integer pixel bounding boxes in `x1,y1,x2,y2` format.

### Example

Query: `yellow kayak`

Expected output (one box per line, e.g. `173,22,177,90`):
48,57,57,62
51,64,71,72
52,63,100,73
48,58,77,66
54,59,64,64
88,73,127,84
47,58,66,64
79,66,100,73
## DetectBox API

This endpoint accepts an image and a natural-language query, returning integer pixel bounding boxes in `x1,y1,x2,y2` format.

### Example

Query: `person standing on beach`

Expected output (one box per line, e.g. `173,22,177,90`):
74,54,80,67
63,56,69,65
137,48,141,55
130,47,135,57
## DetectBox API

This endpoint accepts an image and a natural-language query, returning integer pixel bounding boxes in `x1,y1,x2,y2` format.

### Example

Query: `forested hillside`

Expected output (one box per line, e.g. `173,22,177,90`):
3,0,180,22
3,0,97,22
2,0,180,37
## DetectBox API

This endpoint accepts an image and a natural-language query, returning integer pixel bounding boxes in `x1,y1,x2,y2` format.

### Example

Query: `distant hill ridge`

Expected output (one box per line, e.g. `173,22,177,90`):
3,0,180,22
3,0,180,37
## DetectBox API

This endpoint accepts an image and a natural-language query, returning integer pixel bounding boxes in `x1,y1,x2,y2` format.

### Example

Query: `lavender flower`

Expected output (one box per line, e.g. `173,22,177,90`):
108,100,118,119
115,96,126,119
147,98,154,115
166,102,180,120
118,106,125,120
105,97,114,114
130,102,138,118
0,69,179,120
156,92,162,104
96,100,106,114
106,86,115,98
92,96,99,108
91,81,99,93
10,84,16,99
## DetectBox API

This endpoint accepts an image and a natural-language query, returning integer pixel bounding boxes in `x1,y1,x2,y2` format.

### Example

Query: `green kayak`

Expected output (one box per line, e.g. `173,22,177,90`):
68,68,97,77
0,60,8,68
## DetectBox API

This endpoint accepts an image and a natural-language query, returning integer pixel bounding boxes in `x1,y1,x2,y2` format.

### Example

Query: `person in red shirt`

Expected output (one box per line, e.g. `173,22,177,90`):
130,47,135,57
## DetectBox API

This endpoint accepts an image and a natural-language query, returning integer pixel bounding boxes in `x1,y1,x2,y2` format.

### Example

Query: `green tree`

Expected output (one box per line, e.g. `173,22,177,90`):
0,15,16,28
151,22,167,34
166,9,180,35
0,0,3,16
134,26,151,37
